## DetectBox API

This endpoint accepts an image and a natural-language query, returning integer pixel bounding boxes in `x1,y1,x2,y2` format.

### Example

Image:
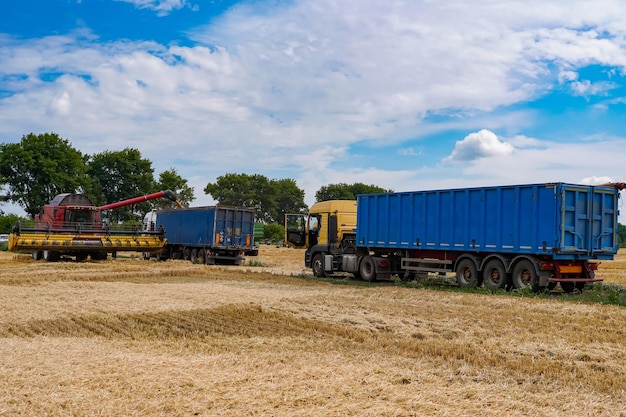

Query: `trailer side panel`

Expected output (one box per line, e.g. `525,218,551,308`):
356,183,618,260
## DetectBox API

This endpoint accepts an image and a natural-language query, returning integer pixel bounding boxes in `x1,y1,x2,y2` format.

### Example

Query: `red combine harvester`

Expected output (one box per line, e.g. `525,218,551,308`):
9,190,180,261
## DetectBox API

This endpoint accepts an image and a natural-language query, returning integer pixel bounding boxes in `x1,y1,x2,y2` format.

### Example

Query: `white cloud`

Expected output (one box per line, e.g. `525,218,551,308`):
506,134,546,148
444,129,515,162
1,0,626,209
570,79,617,97
558,70,579,83
581,176,614,185
49,91,72,115
442,138,626,188
398,147,422,156
115,0,195,16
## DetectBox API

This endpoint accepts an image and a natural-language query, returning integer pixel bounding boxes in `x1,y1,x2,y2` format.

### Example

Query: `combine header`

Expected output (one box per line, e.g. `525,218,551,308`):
9,190,180,261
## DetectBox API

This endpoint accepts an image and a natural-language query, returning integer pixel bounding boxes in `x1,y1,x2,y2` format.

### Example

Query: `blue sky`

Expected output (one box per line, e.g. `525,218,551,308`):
1,0,626,216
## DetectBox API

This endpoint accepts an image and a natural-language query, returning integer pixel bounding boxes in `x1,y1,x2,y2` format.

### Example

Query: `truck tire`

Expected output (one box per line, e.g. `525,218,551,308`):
511,260,536,289
183,248,191,261
359,256,376,282
482,259,507,289
455,259,478,287
312,254,325,277
190,248,198,264
560,282,576,293
196,249,206,264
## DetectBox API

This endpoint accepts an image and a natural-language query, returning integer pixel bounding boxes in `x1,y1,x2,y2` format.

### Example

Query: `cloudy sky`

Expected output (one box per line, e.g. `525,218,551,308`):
1,0,626,215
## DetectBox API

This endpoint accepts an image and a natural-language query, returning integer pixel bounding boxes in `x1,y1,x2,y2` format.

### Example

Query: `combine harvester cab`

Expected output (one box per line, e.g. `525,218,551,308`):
9,190,180,261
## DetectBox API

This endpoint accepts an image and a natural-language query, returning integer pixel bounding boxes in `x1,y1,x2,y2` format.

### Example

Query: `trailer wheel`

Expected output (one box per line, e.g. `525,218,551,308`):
32,251,42,261
312,254,325,278
482,259,507,289
196,249,206,264
183,248,191,261
359,256,377,282
511,260,535,289
190,248,198,263
455,259,478,287
560,282,576,293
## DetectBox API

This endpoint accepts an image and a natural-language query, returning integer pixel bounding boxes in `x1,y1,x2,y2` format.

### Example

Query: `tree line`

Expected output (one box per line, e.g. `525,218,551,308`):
0,132,390,231
3,133,626,248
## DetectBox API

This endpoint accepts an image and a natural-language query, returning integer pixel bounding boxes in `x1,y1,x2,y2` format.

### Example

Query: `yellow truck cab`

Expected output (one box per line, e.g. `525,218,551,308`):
285,200,357,277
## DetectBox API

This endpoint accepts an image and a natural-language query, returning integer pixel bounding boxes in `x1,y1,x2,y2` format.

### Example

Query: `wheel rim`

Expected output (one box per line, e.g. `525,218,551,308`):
519,268,532,286
360,256,376,281
456,260,477,287
462,267,472,284
489,268,501,285
312,255,324,276
512,260,536,289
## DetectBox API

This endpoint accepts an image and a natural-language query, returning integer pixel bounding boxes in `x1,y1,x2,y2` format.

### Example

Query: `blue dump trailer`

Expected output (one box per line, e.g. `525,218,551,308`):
148,206,256,265
286,182,622,292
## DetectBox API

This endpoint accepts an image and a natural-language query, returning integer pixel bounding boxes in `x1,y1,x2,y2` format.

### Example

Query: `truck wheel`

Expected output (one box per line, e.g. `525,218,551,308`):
190,248,198,264
359,256,377,282
482,259,507,289
312,254,325,278
511,260,536,289
183,248,191,261
197,249,207,264
560,282,576,293
455,259,478,287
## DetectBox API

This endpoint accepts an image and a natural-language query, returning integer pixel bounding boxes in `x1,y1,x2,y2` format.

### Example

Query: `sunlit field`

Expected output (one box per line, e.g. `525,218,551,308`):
597,249,626,285
0,247,624,416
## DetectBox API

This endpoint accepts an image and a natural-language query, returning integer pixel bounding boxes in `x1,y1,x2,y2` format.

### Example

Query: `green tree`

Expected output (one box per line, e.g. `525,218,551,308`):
618,223,626,248
315,183,393,202
87,148,156,222
155,168,195,209
204,173,307,223
0,133,91,217
0,213,27,233
263,222,285,243
271,178,307,223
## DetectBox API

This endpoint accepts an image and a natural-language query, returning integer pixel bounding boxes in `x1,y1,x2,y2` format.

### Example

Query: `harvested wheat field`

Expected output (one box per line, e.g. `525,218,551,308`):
0,246,625,417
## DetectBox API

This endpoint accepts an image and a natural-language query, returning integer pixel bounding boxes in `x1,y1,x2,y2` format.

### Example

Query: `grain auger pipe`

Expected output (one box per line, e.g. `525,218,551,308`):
98,190,181,210
601,182,626,191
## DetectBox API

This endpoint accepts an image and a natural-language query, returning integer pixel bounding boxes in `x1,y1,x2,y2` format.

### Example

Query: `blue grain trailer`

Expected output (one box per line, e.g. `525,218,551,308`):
151,206,256,265
286,182,622,292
